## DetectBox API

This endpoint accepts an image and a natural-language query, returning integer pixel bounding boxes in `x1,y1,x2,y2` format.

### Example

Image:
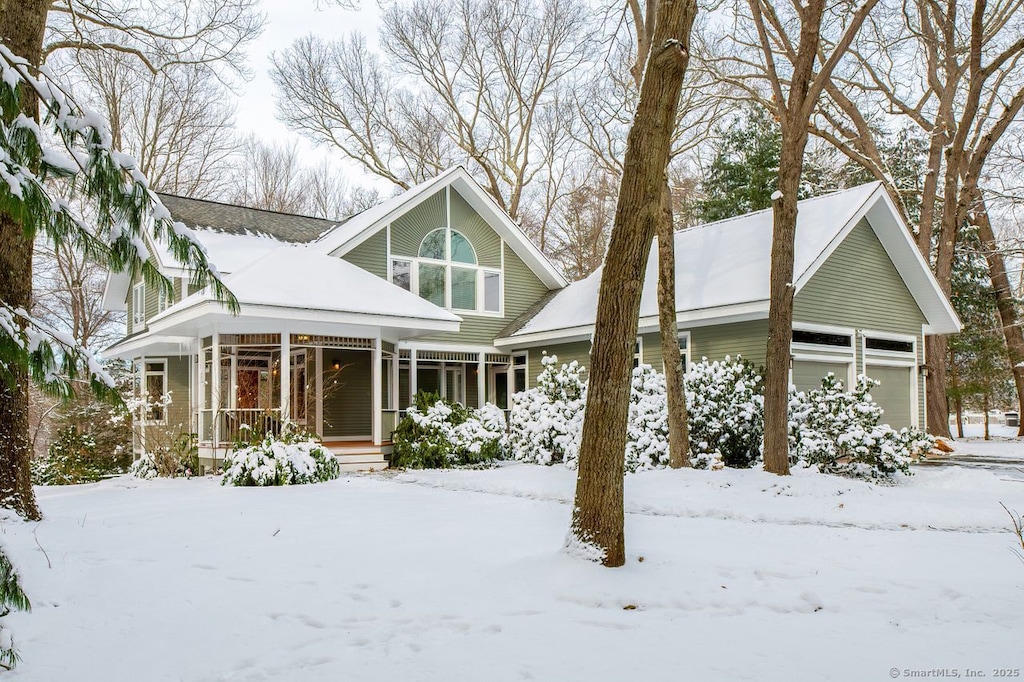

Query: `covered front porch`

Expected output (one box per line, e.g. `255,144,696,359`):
196,333,401,466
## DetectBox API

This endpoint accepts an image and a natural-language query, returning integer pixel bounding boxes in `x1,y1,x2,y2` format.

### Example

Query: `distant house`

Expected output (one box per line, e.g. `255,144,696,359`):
103,168,959,469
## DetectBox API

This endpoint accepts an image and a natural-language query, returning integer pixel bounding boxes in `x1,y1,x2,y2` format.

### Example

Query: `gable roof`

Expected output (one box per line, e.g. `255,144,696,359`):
312,166,567,289
498,182,960,346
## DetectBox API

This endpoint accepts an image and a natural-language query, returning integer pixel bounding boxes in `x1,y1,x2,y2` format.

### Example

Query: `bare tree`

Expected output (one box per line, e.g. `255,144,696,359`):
807,0,1024,436
569,0,697,567
711,0,881,474
69,51,238,198
44,0,263,77
270,0,595,227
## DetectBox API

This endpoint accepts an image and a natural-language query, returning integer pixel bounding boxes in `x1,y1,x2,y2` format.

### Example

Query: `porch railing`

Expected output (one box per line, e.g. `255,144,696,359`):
199,408,283,445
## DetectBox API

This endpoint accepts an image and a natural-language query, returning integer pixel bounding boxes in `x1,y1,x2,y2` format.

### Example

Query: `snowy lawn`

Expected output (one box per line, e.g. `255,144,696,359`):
949,423,1024,461
3,463,1023,682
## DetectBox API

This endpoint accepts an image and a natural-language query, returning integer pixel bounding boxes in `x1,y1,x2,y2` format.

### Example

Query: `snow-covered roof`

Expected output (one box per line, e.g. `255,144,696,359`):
313,166,567,290
498,182,960,346
121,246,461,347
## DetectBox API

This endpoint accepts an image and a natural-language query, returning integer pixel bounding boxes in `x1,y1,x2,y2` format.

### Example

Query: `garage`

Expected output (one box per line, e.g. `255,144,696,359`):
864,364,913,428
792,359,852,393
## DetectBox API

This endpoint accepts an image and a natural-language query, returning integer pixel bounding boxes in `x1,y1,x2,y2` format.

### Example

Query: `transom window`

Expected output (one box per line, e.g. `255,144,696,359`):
390,227,501,314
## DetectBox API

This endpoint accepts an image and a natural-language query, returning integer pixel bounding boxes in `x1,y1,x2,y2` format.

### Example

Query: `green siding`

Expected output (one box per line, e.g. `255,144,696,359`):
390,189,447,258
419,244,549,346
343,230,387,278
450,189,502,267
322,350,372,437
518,341,592,384
794,219,926,333
793,359,851,393
691,320,770,367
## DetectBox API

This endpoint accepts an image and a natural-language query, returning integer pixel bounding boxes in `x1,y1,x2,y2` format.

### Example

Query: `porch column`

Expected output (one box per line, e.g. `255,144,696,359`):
477,352,486,408
211,333,220,446
410,348,418,399
391,351,400,411
372,338,383,446
315,347,324,438
280,331,290,424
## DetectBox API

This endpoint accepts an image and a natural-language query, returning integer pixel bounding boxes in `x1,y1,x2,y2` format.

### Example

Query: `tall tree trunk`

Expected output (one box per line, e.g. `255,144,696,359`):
762,131,808,475
972,194,1024,437
955,397,963,439
658,181,690,468
0,0,48,520
925,335,952,437
569,0,696,567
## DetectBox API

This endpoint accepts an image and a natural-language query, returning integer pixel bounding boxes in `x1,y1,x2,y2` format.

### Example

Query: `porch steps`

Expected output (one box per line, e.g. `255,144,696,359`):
325,441,392,472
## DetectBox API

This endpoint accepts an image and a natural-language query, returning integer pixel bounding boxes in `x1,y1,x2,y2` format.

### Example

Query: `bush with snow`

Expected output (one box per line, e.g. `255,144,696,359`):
507,357,671,472
625,364,670,471
506,355,587,467
129,431,200,479
685,356,764,470
391,393,505,469
789,374,932,481
221,429,340,486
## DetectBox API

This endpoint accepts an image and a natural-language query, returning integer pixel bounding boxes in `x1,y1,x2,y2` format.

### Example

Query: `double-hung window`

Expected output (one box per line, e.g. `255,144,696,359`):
132,282,145,327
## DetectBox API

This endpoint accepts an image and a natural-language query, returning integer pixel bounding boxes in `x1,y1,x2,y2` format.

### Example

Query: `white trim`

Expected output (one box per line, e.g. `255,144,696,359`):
132,281,146,327
372,337,382,446
318,167,566,289
634,336,644,365
477,352,486,408
279,329,290,424
140,358,169,425
511,351,529,393
316,347,324,437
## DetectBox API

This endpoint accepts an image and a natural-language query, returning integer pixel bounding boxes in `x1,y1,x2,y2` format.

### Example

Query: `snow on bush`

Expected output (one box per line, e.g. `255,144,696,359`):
507,355,587,467
685,356,764,470
625,364,670,471
789,374,932,481
128,452,159,480
391,393,504,468
507,356,670,472
221,430,340,486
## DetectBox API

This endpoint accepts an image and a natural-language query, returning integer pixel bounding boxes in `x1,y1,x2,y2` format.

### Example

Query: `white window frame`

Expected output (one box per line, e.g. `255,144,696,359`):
386,222,504,317
156,285,170,314
790,323,857,390
511,352,529,393
678,330,691,373
633,337,643,367
132,282,145,327
141,358,168,425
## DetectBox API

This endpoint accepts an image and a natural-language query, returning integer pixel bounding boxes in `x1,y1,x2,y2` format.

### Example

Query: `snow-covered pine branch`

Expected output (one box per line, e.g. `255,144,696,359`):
0,44,237,398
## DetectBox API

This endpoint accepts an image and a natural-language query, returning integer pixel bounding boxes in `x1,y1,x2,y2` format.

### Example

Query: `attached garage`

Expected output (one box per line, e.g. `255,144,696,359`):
792,359,852,393
865,364,914,428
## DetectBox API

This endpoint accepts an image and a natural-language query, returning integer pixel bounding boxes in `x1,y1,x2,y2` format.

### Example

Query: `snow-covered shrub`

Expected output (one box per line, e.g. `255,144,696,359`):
506,355,587,467
129,431,199,479
507,357,671,472
221,428,340,486
789,374,931,481
0,548,29,670
391,392,504,468
625,364,670,472
685,356,764,470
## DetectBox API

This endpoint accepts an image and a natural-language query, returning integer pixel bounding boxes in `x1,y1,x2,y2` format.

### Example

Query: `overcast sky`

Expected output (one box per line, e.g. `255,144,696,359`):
233,0,386,189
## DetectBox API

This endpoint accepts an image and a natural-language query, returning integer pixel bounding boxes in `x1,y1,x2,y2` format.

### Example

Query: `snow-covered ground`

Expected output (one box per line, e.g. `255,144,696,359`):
949,423,1024,461
4,463,1023,682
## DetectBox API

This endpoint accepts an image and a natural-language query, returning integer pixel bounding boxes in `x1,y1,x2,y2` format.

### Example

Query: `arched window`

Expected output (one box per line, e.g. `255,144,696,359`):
393,227,500,313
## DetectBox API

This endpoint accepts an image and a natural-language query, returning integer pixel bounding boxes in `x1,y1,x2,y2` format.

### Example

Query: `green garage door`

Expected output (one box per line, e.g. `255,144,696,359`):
866,365,913,428
792,360,850,393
